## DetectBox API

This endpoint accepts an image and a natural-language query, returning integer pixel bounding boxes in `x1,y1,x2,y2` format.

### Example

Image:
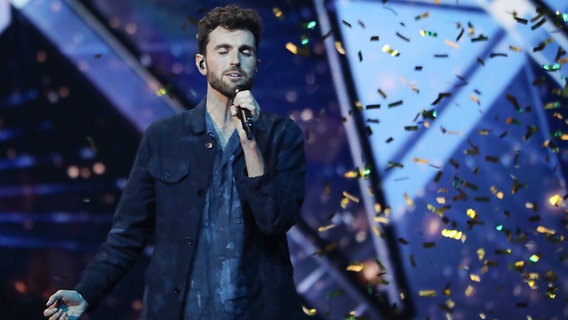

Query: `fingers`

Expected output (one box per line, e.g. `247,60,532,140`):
44,306,66,320
46,291,61,307
232,91,260,120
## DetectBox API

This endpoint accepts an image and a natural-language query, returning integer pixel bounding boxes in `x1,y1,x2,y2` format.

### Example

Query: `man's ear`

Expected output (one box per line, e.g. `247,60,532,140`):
195,54,206,75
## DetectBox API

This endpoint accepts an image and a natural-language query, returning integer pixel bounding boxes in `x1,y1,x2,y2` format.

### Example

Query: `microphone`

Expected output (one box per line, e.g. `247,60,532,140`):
234,85,254,140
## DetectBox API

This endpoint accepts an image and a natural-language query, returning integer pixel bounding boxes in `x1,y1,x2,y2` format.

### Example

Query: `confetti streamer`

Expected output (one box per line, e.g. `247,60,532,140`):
456,28,465,42
514,16,528,24
420,30,438,37
423,242,436,248
388,100,403,108
471,35,488,42
396,32,410,42
431,93,451,105
382,44,400,56
506,93,523,112
533,37,553,52
409,254,416,267
415,12,429,20
490,53,507,58
542,63,561,71
531,17,546,30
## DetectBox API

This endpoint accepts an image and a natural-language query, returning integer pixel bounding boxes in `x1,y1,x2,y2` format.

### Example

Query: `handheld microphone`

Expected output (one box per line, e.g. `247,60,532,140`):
234,85,254,140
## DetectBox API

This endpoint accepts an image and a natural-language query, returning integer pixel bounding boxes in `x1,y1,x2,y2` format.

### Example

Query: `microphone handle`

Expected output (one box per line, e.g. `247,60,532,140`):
240,108,254,140
234,86,254,140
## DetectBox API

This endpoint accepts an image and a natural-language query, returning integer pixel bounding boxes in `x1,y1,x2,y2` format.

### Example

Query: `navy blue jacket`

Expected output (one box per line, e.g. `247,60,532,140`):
74,99,306,319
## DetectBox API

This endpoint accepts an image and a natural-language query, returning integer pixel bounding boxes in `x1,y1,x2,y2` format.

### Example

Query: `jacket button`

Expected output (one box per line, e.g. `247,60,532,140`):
173,287,181,294
205,142,214,149
162,171,170,179
185,237,193,245
197,188,205,197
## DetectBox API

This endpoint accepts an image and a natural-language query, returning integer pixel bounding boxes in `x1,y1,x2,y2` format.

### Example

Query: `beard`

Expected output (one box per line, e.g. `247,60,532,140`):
207,68,255,98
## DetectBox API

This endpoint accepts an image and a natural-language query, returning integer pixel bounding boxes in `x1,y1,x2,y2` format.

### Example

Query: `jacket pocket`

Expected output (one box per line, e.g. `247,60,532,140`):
148,156,190,183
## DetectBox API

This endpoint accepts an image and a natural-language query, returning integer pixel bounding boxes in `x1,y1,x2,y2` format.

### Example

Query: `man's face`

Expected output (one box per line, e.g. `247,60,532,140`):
204,27,257,98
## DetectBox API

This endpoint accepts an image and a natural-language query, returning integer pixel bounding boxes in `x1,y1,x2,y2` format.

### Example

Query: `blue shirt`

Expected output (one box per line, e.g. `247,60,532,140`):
183,113,249,319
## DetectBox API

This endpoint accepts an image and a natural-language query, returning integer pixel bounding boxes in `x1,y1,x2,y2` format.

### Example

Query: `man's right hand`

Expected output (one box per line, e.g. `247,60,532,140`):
43,290,88,320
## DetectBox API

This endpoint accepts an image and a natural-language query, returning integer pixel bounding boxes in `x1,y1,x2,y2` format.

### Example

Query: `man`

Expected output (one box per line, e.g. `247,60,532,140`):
43,5,306,319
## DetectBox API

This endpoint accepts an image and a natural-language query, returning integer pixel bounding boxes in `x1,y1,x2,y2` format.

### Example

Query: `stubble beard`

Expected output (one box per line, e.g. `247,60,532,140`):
208,69,255,98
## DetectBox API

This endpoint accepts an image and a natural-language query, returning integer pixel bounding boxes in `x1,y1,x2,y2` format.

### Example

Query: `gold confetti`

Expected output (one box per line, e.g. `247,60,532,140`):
465,285,474,297
372,225,382,237
285,42,298,54
419,290,436,297
548,194,563,207
443,284,451,296
470,94,480,104
470,274,481,282
373,216,390,225
441,229,466,242
477,248,485,261
536,226,555,235
413,157,429,164
272,7,284,19
490,186,504,199
302,306,317,316
342,191,359,203
346,262,365,272
156,88,168,96
335,41,346,55
318,224,336,232
444,39,459,49
403,193,414,207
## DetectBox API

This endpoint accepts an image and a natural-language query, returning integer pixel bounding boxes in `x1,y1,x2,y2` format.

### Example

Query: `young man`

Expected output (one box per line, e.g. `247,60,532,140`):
43,5,305,319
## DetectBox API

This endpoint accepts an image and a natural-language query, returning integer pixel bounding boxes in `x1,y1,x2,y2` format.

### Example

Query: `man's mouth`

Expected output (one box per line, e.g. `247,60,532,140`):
225,71,244,79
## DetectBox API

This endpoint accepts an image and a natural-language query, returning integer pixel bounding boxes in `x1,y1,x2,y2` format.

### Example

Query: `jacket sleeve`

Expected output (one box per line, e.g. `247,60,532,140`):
240,118,305,235
74,126,156,310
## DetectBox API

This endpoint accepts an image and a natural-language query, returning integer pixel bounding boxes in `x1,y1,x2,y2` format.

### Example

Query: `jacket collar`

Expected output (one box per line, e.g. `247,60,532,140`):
184,98,268,134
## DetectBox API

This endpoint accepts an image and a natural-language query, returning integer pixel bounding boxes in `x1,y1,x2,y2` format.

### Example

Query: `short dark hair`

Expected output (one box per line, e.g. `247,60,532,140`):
197,5,263,55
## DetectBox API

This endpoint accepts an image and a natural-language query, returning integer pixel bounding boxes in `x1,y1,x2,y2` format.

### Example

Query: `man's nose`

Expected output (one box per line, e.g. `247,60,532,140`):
230,52,241,66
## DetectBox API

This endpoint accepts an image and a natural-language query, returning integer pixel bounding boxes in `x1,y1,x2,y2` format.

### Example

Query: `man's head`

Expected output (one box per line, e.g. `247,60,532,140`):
197,5,263,56
195,5,263,98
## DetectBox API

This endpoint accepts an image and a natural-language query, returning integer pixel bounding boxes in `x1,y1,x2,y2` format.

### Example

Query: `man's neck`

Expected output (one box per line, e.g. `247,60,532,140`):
206,89,235,141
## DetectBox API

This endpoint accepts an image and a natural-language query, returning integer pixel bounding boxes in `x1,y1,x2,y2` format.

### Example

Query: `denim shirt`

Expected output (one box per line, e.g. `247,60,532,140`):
183,113,249,319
